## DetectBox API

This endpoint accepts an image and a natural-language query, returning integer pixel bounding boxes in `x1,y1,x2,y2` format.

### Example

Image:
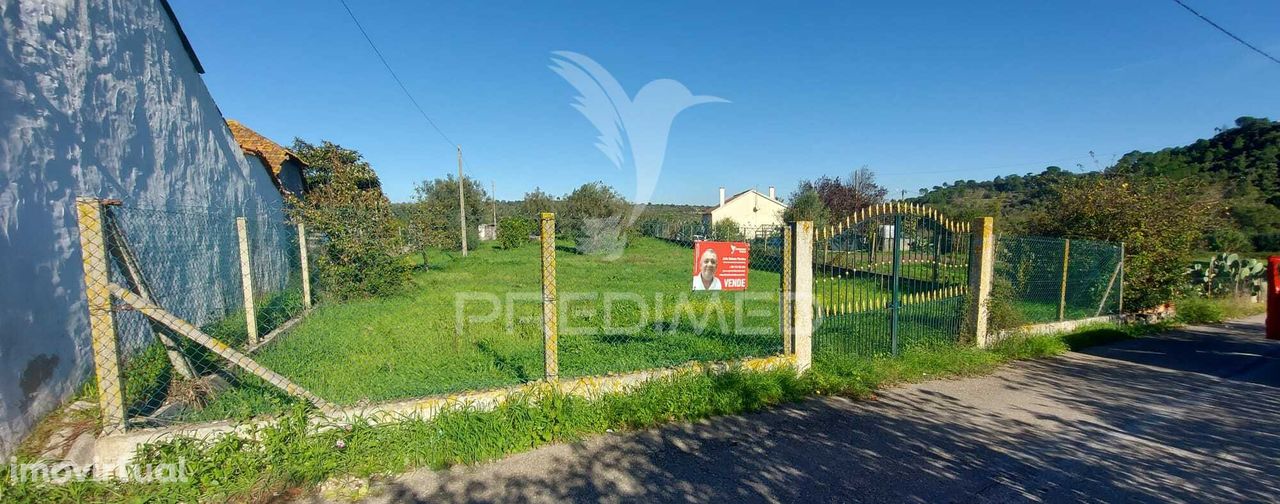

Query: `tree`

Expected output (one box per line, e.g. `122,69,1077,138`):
561,182,627,237
1031,175,1224,310
783,187,829,229
409,175,490,254
793,167,887,221
293,139,382,192
290,140,409,299
846,167,889,213
521,188,557,218
497,216,536,249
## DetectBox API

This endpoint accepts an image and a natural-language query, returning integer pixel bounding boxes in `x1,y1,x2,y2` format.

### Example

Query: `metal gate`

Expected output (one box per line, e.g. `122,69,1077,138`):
813,203,972,356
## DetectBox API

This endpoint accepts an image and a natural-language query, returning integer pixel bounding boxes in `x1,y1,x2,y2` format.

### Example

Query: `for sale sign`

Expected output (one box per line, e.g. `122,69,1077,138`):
692,241,750,291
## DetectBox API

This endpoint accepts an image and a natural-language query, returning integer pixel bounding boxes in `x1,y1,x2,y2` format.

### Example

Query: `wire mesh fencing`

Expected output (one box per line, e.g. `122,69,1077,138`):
993,235,1124,329
552,220,788,378
85,200,322,429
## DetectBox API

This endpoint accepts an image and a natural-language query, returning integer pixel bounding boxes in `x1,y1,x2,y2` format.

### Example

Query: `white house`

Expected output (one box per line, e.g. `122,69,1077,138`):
702,186,787,233
0,0,291,455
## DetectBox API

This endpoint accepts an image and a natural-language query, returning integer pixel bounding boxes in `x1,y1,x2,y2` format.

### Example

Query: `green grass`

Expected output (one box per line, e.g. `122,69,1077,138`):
1173,296,1267,325
186,237,784,419
4,320,1147,504
138,235,1137,423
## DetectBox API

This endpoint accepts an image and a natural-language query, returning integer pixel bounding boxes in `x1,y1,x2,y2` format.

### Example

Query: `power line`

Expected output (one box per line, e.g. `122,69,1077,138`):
1170,0,1280,66
337,0,461,148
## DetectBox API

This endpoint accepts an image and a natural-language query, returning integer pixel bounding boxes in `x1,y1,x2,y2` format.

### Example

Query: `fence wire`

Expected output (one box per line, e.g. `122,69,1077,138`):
994,235,1123,328
92,203,314,428
550,220,787,378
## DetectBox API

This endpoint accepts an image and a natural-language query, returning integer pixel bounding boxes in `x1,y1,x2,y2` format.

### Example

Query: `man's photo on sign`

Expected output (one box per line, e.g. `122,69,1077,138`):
693,247,722,291
692,241,749,291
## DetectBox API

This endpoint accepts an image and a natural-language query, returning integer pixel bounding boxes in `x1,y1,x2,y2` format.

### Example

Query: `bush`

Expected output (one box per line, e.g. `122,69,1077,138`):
1252,232,1280,252
1206,228,1251,252
497,217,535,249
1031,175,1222,311
711,218,745,241
1174,297,1226,325
291,140,410,299
573,215,627,256
986,277,1026,332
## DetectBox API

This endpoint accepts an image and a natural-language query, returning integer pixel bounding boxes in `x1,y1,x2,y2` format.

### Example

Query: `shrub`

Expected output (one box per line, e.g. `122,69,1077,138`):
711,218,745,241
1031,175,1222,311
1252,232,1280,252
986,277,1026,332
1205,228,1251,252
1174,297,1226,325
497,217,536,249
291,140,410,299
573,214,627,256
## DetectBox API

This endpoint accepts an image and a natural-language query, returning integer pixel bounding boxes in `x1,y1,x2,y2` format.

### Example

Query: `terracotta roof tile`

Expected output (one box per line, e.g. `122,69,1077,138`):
226,119,305,177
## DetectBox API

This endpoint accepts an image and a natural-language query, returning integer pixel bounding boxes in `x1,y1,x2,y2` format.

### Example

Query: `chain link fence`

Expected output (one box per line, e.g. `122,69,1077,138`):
551,219,786,378
77,200,795,433
77,194,1125,435
993,235,1123,328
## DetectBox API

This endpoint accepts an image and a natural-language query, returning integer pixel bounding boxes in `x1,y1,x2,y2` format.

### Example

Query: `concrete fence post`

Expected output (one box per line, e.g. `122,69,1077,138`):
297,222,312,309
788,221,813,373
236,217,259,346
966,217,995,347
540,213,559,381
1058,239,1071,321
75,197,127,433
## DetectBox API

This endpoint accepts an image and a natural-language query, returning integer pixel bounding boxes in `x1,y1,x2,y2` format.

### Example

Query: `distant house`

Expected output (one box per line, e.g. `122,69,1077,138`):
477,223,497,241
0,0,291,455
702,186,786,232
226,119,308,198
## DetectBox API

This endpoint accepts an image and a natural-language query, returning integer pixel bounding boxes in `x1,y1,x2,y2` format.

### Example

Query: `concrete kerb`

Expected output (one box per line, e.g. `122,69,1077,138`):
991,315,1123,342
92,354,796,467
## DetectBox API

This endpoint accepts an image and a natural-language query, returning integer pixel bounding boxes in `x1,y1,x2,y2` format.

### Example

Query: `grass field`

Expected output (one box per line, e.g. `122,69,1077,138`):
119,233,1129,424
185,236,786,421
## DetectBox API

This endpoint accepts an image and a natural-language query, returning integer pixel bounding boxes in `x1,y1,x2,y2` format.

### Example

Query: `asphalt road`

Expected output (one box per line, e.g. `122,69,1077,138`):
308,315,1280,503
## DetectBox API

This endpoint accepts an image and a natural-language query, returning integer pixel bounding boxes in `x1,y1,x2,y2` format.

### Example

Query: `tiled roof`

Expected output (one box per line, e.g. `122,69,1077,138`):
226,119,305,177
704,188,785,213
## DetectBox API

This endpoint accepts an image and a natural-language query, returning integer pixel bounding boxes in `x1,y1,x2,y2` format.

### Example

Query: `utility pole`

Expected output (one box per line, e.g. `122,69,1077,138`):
458,145,467,257
491,180,497,226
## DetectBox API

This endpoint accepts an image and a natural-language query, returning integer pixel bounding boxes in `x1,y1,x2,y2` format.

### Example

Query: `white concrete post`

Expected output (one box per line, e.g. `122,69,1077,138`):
967,217,995,347
236,217,259,346
789,221,813,373
297,222,312,309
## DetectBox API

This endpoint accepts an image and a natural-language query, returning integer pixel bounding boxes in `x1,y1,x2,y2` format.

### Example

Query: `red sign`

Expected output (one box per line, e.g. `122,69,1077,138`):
693,241,749,291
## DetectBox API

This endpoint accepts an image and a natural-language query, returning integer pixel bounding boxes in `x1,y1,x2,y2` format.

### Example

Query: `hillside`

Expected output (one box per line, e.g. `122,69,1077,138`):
914,117,1280,250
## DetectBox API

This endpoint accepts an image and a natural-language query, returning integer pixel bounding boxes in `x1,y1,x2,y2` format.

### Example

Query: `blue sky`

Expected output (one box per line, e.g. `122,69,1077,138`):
170,1,1280,204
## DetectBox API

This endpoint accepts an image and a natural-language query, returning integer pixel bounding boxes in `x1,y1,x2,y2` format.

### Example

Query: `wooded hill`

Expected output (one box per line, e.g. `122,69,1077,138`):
912,117,1280,251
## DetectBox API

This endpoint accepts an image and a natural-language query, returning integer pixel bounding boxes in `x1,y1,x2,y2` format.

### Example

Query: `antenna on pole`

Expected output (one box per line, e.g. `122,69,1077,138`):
458,145,467,257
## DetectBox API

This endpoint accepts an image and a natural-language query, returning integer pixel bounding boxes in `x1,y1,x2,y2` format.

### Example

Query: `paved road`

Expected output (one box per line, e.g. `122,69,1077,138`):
310,316,1280,503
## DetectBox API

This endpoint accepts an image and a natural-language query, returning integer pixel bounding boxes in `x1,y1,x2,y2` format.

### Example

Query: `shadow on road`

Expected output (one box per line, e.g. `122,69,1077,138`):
316,319,1280,503
1078,317,1280,387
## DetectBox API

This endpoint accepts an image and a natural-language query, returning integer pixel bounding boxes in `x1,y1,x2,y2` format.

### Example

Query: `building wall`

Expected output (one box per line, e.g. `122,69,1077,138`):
0,0,287,455
705,192,786,231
